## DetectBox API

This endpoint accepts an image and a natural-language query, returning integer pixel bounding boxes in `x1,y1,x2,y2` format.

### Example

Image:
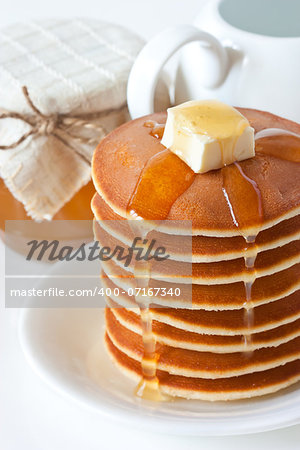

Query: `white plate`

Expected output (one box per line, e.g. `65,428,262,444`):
18,280,300,436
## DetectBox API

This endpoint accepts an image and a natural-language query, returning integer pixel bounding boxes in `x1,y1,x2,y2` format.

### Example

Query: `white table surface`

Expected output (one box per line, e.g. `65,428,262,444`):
1,1,299,448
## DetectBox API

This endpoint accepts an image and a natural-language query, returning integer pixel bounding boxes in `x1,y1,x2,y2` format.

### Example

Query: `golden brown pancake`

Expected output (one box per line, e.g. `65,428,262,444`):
106,308,300,378
105,292,300,335
108,307,300,353
105,334,300,400
100,264,300,310
94,222,300,284
92,195,300,262
92,109,300,236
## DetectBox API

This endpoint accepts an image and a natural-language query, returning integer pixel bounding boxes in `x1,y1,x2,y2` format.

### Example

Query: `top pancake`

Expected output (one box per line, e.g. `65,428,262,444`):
92,108,300,236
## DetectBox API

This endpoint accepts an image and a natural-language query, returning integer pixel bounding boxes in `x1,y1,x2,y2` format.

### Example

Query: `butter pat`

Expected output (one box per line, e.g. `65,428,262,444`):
161,100,255,173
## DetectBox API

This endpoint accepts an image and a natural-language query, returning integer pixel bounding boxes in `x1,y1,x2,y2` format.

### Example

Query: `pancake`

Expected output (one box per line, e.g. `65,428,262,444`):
92,194,300,262
106,308,300,379
105,292,300,335
92,108,300,236
108,306,300,353
105,334,300,401
94,222,300,284
101,263,300,310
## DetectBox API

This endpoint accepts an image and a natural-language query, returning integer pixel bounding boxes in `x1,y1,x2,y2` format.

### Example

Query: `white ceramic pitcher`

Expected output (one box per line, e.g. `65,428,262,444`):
127,0,300,122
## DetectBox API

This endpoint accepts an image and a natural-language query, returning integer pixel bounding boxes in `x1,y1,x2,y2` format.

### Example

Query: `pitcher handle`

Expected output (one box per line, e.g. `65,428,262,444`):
127,25,228,119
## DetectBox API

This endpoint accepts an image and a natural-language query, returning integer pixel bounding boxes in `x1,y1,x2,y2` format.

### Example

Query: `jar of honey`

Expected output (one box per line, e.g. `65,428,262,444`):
0,178,94,227
0,178,95,252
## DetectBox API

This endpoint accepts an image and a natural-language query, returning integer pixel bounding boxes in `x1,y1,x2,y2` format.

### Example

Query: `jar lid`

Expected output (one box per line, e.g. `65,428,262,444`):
0,19,144,220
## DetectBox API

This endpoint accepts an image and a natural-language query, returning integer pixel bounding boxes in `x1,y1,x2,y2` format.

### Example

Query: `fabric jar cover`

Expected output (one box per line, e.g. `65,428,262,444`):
0,19,145,221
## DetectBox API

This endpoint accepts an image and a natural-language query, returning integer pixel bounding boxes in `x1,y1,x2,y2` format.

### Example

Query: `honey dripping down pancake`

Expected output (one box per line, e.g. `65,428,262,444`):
127,125,294,399
126,121,194,400
91,106,300,401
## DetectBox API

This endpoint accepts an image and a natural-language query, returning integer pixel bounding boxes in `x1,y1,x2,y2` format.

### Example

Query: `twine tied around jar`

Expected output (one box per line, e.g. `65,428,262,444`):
0,86,127,162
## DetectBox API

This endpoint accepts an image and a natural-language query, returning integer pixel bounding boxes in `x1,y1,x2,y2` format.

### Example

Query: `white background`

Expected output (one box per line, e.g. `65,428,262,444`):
1,0,299,448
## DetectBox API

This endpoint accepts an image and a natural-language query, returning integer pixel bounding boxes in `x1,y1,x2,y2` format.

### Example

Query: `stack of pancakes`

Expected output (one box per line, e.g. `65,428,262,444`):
91,108,300,401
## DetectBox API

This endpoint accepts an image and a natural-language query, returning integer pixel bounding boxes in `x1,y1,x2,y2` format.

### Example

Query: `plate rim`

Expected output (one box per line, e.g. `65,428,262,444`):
18,307,300,437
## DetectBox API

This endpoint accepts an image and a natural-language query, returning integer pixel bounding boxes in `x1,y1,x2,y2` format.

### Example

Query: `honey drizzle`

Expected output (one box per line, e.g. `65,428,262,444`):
222,162,263,351
218,120,249,168
144,120,165,140
239,127,300,348
243,235,257,349
127,123,195,221
130,224,165,400
255,128,300,162
127,121,195,400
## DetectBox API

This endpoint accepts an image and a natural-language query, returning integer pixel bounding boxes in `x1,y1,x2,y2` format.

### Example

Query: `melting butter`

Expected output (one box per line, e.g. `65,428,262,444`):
161,100,255,173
